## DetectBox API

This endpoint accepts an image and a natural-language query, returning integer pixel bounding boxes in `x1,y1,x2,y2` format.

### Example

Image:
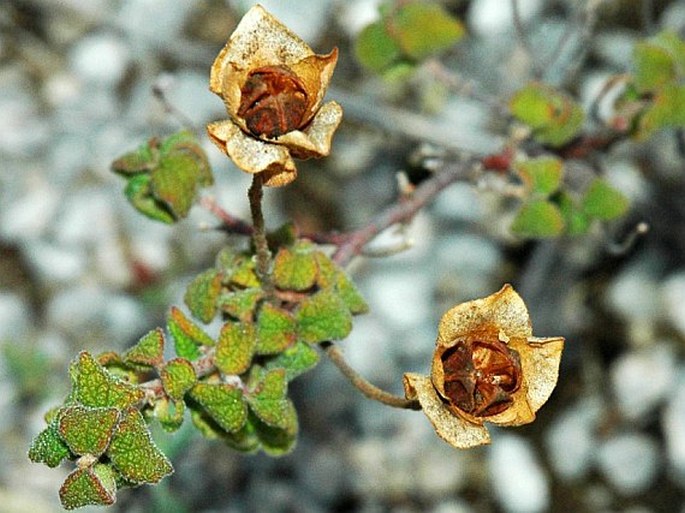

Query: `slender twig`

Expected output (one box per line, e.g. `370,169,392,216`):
200,195,254,235
321,342,421,410
332,158,479,267
248,174,275,296
510,0,541,78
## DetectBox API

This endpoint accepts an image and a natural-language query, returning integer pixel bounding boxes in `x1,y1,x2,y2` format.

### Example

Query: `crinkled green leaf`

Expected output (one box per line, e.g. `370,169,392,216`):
123,328,165,368
59,465,117,510
314,252,369,315
184,269,223,324
555,191,591,236
124,174,175,224
58,405,120,457
154,397,185,432
168,306,215,361
160,358,197,401
515,157,564,197
581,178,629,221
639,83,685,136
190,382,247,433
230,257,260,288
70,352,144,409
253,403,298,456
273,243,319,291
256,303,297,355
634,43,678,93
219,288,264,322
96,351,138,381
215,322,256,375
296,290,353,343
510,82,585,147
111,138,158,176
511,200,565,238
28,420,72,468
222,416,261,453
107,407,173,484
392,2,465,60
355,20,402,73
264,341,320,381
246,368,291,430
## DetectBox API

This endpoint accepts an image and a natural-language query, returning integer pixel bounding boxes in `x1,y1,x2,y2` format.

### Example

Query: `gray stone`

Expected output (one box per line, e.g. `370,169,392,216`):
663,369,685,486
595,433,660,496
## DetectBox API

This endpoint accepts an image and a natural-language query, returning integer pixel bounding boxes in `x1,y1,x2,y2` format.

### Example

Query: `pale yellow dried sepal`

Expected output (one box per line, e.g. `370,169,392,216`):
404,373,491,449
436,284,532,349
518,336,565,412
288,49,339,124
207,120,297,187
275,101,343,158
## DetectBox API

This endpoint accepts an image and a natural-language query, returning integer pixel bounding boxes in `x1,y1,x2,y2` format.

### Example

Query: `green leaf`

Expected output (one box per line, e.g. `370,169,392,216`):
184,269,223,324
124,174,175,224
58,405,120,457
222,416,260,453
355,20,402,72
314,252,369,315
555,191,591,236
391,2,465,61
256,303,297,355
581,178,629,220
107,407,173,484
511,200,565,238
59,465,117,510
189,382,247,434
28,421,72,468
219,287,264,322
515,157,564,197
634,43,678,93
154,397,185,433
70,352,144,409
639,83,685,136
230,257,260,288
253,403,298,456
159,131,214,187
510,82,585,147
246,368,291,430
296,290,353,343
123,328,165,368
215,322,256,375
273,243,319,291
264,341,320,381
111,138,158,176
160,358,197,401
168,306,215,361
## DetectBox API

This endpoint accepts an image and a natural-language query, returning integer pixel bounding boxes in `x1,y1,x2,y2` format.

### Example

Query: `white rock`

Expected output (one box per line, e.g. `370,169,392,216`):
595,433,660,496
23,240,87,284
0,183,60,242
662,272,685,337
663,369,685,485
0,293,30,342
0,78,52,157
606,262,661,323
433,182,484,223
337,0,384,37
468,0,544,37
545,397,602,480
593,31,637,69
435,233,502,274
610,345,676,421
363,269,432,329
69,32,130,85
116,0,193,46
488,434,550,513
431,500,475,513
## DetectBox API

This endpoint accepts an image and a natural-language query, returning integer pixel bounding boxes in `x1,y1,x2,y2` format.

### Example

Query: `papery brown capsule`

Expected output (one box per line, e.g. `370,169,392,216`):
238,65,308,138
440,339,522,417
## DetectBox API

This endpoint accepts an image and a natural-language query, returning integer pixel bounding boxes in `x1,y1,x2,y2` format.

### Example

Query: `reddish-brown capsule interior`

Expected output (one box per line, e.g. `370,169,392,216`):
440,339,522,417
237,65,308,138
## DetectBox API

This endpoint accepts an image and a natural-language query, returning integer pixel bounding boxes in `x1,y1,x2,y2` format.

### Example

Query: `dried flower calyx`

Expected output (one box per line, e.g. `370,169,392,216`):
404,285,564,449
207,4,342,187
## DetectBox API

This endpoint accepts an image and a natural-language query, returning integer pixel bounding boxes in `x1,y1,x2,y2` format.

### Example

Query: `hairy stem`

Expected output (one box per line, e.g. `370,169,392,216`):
248,174,274,296
322,342,421,410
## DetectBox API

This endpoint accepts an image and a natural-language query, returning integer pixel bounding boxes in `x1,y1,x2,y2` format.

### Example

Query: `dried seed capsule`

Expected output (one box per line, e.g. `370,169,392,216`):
238,65,308,138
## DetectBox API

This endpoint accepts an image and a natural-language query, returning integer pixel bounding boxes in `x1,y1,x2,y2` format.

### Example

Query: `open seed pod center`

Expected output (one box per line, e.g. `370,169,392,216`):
238,65,308,138
440,339,522,417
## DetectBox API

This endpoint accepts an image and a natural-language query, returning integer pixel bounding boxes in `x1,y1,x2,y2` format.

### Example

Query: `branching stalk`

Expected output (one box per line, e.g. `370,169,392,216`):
248,174,274,296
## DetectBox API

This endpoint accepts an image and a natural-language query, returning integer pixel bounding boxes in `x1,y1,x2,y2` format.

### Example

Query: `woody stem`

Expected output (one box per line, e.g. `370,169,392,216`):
321,342,421,410
248,174,274,296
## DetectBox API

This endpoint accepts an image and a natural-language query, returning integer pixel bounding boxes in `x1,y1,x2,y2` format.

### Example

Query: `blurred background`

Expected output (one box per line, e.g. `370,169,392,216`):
1,0,685,512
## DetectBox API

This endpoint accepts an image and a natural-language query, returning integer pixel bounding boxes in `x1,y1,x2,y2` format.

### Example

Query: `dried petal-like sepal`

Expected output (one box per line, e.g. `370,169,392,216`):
207,5,342,186
408,285,564,449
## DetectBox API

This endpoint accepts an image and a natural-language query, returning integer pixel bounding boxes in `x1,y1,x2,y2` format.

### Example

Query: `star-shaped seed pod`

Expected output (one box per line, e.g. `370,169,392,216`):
206,4,342,187
404,284,564,449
